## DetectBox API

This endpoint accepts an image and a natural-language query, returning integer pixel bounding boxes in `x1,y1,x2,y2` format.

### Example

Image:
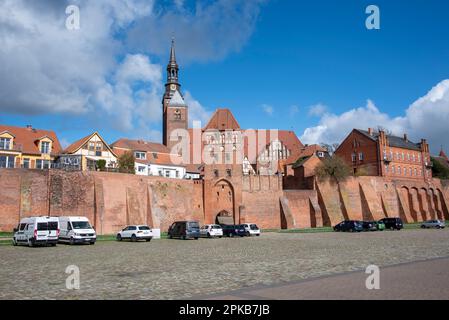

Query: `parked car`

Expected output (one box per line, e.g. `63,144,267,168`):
379,217,403,230
116,225,153,242
12,216,60,247
168,221,200,240
241,223,261,236
421,220,446,229
58,216,96,245
221,224,246,237
200,224,223,238
333,220,364,232
362,221,377,232
375,220,386,231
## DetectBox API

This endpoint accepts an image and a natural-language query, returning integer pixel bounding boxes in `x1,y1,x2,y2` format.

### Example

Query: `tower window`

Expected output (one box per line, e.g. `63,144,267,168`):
214,170,219,178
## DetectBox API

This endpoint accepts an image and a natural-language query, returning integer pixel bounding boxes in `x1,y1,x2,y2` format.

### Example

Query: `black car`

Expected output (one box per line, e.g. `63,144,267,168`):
168,221,200,240
333,220,364,232
221,225,246,237
379,217,403,230
362,221,377,231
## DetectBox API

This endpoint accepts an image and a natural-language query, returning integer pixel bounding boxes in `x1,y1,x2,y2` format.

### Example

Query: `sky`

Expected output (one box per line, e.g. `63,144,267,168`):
1,0,449,154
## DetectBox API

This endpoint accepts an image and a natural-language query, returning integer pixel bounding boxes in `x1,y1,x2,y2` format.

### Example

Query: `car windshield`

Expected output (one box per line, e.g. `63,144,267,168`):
138,226,151,230
250,224,259,230
72,221,91,229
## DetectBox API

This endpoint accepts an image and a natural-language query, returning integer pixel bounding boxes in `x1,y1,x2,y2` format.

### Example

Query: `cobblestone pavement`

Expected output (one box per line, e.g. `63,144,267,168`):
1,229,449,300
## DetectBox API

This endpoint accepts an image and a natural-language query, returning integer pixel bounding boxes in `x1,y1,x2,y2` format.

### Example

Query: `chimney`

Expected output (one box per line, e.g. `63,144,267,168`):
403,133,408,141
368,128,373,136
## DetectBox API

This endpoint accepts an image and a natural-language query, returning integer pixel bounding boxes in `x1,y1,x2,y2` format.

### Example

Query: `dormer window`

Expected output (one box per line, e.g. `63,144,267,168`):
135,152,146,160
41,141,51,154
0,137,11,150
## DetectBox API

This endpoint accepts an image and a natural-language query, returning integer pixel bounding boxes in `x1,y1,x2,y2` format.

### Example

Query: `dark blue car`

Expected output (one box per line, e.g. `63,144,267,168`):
221,224,246,237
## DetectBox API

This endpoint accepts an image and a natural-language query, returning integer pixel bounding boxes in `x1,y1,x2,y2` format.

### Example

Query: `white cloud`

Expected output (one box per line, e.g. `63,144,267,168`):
300,79,449,153
184,91,211,127
290,105,299,116
0,0,263,139
308,103,328,117
262,104,274,116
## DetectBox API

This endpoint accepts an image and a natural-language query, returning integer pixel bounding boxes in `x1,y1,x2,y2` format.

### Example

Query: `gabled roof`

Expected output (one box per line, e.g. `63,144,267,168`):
169,90,186,107
64,132,116,156
0,124,62,155
204,108,240,131
356,129,422,151
111,139,171,154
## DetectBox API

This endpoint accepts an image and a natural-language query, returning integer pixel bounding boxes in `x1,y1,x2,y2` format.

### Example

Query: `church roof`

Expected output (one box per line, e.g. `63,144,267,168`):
169,90,186,107
439,149,448,161
203,108,240,130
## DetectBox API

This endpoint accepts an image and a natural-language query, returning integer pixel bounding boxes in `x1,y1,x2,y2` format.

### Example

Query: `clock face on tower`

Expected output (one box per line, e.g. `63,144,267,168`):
170,84,176,91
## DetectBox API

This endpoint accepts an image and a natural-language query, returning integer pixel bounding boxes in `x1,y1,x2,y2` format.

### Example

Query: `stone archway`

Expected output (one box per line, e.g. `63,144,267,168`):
212,179,235,225
216,210,234,225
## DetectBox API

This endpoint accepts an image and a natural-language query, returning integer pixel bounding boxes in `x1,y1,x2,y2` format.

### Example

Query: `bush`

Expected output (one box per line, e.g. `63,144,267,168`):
96,159,106,171
315,155,352,181
118,151,135,174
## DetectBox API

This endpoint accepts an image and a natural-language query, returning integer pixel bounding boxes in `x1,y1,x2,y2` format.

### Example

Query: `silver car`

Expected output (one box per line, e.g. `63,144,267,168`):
421,220,446,229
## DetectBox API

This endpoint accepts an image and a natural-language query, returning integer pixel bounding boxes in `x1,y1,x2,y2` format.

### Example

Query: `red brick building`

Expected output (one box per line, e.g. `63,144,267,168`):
335,128,432,181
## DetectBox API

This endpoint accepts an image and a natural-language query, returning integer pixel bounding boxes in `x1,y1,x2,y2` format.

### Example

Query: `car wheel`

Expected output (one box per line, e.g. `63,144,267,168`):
12,238,17,246
207,232,211,238
194,237,199,240
69,237,75,245
246,231,250,237
229,233,234,238
131,234,137,242
90,241,95,245
168,234,173,239
421,225,426,229
116,234,122,241
256,234,260,236
28,238,34,247
181,235,186,240
146,238,152,242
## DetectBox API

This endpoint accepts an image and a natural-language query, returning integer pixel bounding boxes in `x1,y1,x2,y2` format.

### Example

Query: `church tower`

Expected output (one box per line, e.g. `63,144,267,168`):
162,38,188,151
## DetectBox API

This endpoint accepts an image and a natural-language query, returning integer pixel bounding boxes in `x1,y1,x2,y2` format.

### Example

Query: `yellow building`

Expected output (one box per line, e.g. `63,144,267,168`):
0,124,62,169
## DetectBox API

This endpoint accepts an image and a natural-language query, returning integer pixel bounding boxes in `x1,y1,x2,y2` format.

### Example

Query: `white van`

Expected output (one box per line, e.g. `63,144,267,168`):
58,216,96,245
13,216,60,247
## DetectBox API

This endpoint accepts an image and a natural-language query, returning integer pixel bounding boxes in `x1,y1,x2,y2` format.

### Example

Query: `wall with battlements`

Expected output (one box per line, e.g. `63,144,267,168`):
1,169,448,233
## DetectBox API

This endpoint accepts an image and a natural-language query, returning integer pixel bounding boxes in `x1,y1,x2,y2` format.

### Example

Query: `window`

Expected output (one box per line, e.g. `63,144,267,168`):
396,152,400,160
175,171,179,178
88,142,95,151
403,167,407,175
385,165,389,173
352,153,357,162
165,171,170,178
0,156,15,168
414,168,417,176
23,158,30,169
137,166,145,173
40,141,50,154
392,166,395,174
407,153,410,161
96,142,102,156
158,170,163,177
135,152,146,160
214,169,219,178
36,159,50,169
398,166,401,175
317,151,325,158
359,153,364,161
409,168,413,176
418,154,421,163
412,154,416,162
402,152,405,160
0,137,11,150
226,169,232,177
152,153,158,159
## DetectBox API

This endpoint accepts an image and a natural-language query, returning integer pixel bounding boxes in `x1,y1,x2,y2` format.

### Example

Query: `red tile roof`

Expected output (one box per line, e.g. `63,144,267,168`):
63,132,117,156
0,124,62,156
204,108,240,131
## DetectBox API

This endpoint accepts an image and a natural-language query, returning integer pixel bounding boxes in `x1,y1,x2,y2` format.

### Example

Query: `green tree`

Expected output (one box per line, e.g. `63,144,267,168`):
96,159,106,171
431,157,449,179
315,155,352,181
118,151,135,174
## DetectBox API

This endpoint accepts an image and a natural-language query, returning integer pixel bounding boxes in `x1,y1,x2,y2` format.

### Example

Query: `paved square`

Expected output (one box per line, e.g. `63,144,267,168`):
0,229,448,299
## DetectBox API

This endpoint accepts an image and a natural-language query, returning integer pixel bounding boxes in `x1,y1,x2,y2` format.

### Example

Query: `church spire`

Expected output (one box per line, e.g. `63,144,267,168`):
167,37,179,85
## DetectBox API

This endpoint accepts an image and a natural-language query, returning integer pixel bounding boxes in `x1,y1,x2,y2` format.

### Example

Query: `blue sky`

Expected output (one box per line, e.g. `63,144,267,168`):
1,0,449,153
